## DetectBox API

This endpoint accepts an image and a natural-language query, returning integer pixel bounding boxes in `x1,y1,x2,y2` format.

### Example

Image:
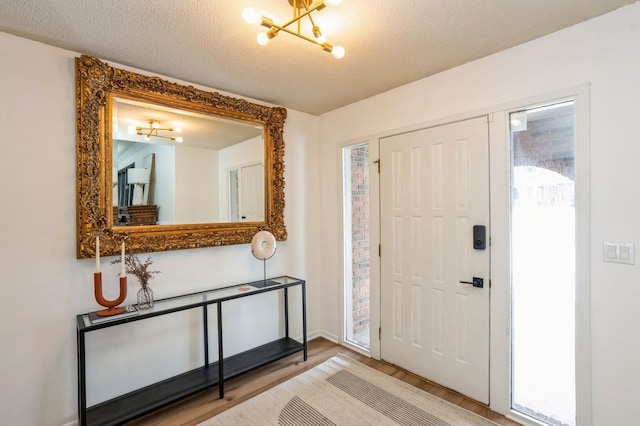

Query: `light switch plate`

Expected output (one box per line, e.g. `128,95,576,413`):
618,242,635,264
604,242,618,260
603,241,635,264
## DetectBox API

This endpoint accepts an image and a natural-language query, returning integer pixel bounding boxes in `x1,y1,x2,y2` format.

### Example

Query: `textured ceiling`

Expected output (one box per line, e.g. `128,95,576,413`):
0,0,636,114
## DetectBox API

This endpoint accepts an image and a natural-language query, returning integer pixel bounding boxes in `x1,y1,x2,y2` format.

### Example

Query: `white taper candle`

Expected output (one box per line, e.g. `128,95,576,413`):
95,236,100,273
121,241,126,276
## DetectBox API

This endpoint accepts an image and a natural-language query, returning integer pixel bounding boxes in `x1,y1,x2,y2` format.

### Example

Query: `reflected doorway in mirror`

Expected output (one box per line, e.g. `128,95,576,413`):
127,168,150,205
142,153,155,205
227,163,265,222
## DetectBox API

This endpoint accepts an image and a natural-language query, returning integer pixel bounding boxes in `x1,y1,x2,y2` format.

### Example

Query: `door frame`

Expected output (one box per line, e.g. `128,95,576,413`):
338,138,382,359
337,84,590,422
490,86,591,425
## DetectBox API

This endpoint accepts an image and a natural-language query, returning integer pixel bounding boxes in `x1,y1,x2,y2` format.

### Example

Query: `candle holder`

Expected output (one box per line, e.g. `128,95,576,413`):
94,273,128,317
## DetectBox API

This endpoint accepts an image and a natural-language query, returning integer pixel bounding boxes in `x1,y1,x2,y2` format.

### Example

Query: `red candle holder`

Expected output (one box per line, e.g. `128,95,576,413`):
94,273,128,316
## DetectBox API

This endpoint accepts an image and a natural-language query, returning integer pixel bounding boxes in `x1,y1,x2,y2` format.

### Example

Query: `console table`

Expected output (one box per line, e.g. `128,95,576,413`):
76,276,307,426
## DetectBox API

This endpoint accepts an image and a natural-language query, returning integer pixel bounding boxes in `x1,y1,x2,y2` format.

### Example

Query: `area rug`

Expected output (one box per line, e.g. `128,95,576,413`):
199,355,498,425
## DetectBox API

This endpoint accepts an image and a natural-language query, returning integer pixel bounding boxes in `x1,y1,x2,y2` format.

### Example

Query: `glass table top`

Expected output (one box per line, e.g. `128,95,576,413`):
79,276,304,329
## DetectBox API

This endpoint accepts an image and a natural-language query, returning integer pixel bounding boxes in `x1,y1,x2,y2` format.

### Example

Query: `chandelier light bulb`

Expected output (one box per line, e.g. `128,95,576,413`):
174,127,182,133
127,125,136,135
257,32,270,46
175,137,184,143
332,45,345,59
242,7,261,24
144,135,150,141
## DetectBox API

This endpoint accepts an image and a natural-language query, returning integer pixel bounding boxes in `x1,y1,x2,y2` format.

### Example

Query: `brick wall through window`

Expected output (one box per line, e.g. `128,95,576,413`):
350,145,370,343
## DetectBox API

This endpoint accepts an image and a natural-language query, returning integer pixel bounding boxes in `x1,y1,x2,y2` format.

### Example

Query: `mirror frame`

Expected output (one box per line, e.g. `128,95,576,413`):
76,55,287,259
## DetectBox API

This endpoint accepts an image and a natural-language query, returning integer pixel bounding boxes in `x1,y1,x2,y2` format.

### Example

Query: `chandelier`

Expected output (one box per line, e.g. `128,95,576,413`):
243,0,345,58
128,120,183,142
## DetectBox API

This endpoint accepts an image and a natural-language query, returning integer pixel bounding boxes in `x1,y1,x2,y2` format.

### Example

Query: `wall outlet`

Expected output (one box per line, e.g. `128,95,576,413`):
603,241,635,265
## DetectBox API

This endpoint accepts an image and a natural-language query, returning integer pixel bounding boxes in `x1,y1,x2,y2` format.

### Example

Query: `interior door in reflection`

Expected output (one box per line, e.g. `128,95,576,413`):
228,164,265,222
239,164,264,221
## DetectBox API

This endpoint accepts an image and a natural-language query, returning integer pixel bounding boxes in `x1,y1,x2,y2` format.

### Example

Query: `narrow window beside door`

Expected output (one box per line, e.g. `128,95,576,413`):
510,101,576,426
343,144,371,350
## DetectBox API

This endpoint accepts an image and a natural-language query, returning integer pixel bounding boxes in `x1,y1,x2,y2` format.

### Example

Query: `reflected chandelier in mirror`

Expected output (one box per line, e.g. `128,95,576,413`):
76,55,287,259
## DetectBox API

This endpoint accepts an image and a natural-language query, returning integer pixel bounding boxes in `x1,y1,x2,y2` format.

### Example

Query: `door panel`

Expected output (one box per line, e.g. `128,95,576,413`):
239,164,264,221
380,116,490,403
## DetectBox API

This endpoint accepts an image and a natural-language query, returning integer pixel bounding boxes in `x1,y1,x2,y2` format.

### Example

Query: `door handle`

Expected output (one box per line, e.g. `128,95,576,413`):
460,277,484,288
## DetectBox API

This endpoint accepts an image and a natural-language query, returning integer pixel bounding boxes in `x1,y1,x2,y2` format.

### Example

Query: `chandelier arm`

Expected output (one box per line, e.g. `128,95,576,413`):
307,10,319,29
136,126,178,140
152,134,174,141
299,0,318,34
269,1,325,33
136,132,175,141
302,0,323,27
268,22,325,46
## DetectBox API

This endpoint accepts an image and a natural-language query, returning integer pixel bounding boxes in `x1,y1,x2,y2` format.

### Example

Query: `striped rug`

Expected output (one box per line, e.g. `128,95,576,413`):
199,355,498,426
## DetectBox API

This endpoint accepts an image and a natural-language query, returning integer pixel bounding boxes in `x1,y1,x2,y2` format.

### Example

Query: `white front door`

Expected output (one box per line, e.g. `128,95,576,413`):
380,116,490,403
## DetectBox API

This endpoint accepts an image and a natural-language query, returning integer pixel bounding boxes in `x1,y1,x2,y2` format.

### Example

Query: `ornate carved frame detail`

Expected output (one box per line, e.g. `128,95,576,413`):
76,55,287,259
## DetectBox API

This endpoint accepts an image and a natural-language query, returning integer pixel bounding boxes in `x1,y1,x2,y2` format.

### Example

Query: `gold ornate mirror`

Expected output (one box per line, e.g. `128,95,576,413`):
76,55,286,259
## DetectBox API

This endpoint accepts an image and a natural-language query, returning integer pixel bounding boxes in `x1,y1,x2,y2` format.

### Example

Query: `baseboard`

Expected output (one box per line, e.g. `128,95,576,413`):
308,329,339,344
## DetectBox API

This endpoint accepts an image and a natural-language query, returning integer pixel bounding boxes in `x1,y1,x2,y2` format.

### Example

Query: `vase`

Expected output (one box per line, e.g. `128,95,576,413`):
137,284,154,309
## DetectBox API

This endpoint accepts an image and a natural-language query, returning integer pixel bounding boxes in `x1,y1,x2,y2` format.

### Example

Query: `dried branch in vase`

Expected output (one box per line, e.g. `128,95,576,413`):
111,254,160,286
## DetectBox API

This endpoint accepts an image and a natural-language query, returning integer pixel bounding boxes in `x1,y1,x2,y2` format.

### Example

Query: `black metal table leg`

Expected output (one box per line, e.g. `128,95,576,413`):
217,303,224,398
77,328,86,426
302,282,308,361
203,305,209,365
284,287,289,339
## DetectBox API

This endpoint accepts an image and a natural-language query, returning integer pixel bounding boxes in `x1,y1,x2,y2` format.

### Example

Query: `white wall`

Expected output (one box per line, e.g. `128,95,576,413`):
151,144,176,223
317,3,640,425
0,32,319,426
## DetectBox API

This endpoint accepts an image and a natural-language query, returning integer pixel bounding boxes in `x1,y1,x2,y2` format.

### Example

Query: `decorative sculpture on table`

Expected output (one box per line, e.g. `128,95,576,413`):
93,236,128,316
251,230,277,281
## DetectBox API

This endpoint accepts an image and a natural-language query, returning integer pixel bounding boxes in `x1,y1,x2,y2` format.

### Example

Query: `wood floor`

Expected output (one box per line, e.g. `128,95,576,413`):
127,337,521,426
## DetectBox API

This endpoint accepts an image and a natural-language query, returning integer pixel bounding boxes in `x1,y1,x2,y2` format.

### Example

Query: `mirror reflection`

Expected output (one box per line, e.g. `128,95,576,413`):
111,97,265,226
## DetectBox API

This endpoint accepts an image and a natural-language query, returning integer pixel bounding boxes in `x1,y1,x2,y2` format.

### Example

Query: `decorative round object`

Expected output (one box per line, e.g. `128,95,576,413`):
251,231,277,260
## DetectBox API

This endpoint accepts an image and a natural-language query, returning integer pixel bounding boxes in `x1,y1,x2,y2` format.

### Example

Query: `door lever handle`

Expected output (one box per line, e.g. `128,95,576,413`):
460,277,484,288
